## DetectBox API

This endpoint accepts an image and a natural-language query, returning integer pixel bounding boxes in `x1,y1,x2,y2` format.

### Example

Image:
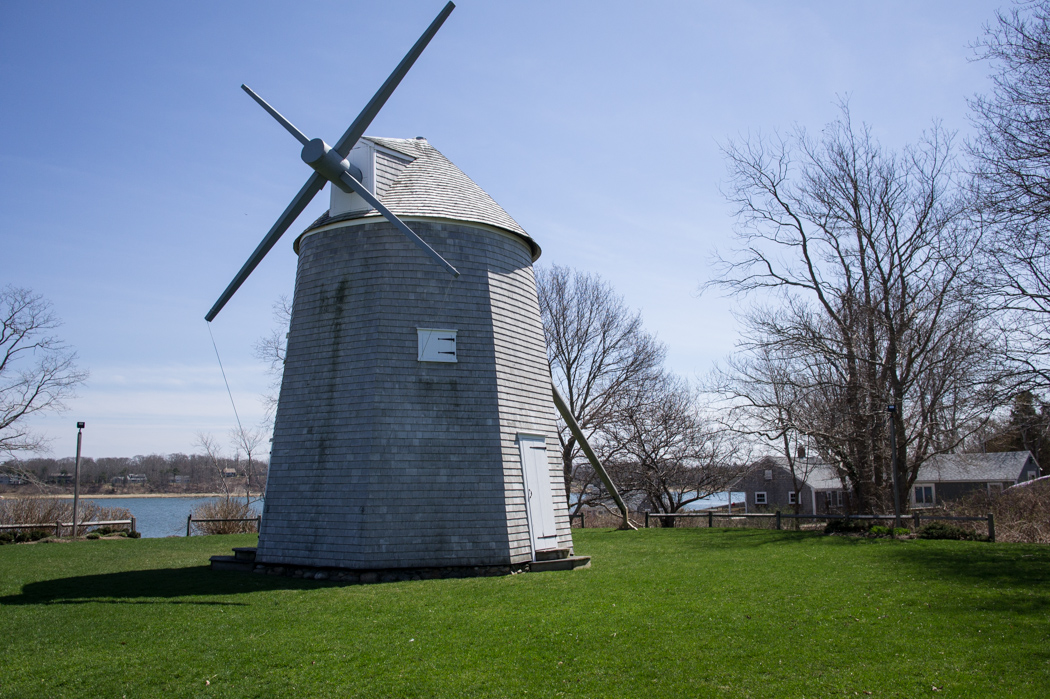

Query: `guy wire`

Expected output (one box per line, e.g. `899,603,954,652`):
207,322,247,438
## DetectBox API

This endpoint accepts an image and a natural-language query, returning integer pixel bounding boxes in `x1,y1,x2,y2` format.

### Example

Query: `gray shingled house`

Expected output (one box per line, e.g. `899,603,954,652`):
911,451,1041,507
731,457,849,514
734,457,848,512
255,137,574,571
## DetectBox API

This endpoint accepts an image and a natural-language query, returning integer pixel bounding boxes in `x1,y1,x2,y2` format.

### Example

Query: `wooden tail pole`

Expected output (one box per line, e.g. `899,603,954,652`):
551,384,636,530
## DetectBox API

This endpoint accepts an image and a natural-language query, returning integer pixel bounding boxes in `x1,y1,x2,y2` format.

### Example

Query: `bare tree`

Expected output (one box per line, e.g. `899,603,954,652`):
254,295,292,422
711,343,826,521
537,265,665,507
230,425,264,504
195,432,231,500
0,287,88,477
969,1,1050,386
606,373,741,526
710,105,1015,512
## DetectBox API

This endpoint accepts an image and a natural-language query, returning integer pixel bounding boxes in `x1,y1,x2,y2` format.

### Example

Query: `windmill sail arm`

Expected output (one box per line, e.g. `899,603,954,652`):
206,171,327,322
241,84,310,147
338,171,459,277
551,383,636,530
333,1,455,158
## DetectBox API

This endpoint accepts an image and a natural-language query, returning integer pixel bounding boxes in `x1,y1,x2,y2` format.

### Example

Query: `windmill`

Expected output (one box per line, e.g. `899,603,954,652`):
207,2,630,576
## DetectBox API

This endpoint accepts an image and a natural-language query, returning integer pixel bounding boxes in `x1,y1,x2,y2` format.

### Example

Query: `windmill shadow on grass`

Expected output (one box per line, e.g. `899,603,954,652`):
0,566,344,607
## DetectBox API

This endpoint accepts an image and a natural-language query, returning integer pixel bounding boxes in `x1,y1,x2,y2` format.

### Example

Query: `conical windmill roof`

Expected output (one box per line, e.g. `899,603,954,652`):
297,137,539,260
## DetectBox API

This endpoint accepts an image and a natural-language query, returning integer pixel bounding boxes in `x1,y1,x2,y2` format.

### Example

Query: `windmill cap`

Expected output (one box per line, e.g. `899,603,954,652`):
298,136,540,260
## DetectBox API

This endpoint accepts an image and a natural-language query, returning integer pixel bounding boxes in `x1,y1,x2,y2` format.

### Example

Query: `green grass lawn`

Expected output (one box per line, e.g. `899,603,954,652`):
0,529,1047,698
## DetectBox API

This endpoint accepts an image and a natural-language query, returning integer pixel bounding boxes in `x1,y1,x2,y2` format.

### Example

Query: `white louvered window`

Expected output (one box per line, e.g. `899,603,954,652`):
417,328,457,363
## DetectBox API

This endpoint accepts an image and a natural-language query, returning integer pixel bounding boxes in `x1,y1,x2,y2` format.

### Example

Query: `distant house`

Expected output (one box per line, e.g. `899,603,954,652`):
169,475,190,484
911,451,1040,507
731,458,849,514
46,473,74,485
221,467,238,478
0,474,26,486
111,473,148,486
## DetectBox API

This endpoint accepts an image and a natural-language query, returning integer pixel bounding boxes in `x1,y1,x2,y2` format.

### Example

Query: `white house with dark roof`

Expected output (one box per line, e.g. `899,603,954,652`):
911,451,1040,507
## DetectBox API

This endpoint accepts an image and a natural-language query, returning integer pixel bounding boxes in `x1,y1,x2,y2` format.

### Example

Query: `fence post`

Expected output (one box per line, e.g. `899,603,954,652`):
55,520,61,537
130,516,137,536
581,513,585,529
708,511,713,528
186,514,192,537
645,511,650,529
776,510,782,530
987,513,995,543
256,515,262,532
913,512,919,530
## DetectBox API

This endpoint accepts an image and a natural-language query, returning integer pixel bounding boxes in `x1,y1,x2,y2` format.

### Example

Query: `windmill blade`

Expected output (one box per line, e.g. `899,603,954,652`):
241,84,310,146
205,171,327,321
333,1,455,158
339,170,459,277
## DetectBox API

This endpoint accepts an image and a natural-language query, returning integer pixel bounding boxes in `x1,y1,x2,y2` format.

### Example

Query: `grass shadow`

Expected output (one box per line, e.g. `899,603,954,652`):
0,566,343,607
888,541,1050,590
655,528,819,550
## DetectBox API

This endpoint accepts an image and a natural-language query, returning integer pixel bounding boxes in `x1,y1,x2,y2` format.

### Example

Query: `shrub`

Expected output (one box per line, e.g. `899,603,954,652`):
919,521,983,541
941,478,1050,544
85,532,101,540
0,529,53,545
824,518,872,535
191,498,259,535
893,527,911,537
869,525,891,536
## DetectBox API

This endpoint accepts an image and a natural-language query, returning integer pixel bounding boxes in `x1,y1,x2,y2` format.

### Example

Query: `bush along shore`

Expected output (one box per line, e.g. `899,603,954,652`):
0,497,140,543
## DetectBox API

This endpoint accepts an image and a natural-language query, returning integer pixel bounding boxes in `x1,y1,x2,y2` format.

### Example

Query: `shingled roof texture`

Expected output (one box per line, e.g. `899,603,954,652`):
301,137,538,259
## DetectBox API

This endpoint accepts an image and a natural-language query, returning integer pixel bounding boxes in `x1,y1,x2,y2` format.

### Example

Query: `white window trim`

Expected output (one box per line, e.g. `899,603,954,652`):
913,483,935,507
417,328,457,363
755,491,767,505
788,491,799,505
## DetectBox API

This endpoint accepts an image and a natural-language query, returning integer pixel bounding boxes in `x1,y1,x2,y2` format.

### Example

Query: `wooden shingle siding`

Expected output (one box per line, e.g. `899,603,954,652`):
257,219,571,569
373,146,413,199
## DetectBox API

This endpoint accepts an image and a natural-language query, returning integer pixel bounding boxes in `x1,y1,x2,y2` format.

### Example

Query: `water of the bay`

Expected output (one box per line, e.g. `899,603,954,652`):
84,497,263,538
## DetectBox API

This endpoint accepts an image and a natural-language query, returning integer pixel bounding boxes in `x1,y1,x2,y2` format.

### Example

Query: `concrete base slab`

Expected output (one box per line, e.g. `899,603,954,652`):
210,555,255,573
529,556,591,572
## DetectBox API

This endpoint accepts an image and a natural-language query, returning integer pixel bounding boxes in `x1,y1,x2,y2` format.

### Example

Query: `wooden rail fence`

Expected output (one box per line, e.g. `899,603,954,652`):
186,515,261,537
0,518,137,537
642,510,996,542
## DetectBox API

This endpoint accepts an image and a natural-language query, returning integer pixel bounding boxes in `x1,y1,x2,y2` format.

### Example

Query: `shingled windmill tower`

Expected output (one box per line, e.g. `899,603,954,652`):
206,3,581,572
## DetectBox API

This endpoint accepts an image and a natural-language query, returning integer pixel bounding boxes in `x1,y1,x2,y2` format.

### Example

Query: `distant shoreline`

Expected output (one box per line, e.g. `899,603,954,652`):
0,493,260,500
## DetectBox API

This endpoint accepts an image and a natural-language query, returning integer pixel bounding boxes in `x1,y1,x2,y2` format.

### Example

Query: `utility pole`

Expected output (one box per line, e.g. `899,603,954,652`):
887,406,901,530
71,421,85,538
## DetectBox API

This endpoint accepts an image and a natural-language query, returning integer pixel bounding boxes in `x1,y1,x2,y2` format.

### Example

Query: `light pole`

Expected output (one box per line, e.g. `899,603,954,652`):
72,421,84,538
887,406,901,530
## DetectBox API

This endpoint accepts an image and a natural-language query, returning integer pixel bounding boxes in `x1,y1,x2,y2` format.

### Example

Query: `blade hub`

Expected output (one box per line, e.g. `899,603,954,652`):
301,138,362,193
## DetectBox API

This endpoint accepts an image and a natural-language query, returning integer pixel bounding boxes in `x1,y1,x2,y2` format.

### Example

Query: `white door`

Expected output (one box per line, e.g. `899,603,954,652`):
518,435,559,555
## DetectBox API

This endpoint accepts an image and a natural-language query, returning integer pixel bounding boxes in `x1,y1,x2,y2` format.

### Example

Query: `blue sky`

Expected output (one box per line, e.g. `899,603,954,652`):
0,0,1003,458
